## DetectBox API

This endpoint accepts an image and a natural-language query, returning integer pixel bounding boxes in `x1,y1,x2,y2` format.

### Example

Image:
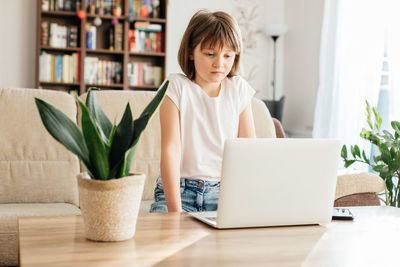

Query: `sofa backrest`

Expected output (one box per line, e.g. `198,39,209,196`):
0,88,80,206
80,90,276,201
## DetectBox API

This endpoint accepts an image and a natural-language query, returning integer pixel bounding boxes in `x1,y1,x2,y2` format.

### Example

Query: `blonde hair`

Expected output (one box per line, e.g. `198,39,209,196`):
178,10,243,80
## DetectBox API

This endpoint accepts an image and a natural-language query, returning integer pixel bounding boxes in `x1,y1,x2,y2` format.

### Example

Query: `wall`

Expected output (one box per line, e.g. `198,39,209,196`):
0,0,37,88
283,0,324,136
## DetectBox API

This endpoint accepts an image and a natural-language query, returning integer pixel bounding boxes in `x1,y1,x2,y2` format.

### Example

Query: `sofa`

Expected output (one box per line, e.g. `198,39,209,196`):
0,88,384,266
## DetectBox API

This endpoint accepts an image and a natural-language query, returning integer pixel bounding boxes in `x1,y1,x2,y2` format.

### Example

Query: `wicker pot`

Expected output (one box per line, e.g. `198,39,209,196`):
77,173,145,242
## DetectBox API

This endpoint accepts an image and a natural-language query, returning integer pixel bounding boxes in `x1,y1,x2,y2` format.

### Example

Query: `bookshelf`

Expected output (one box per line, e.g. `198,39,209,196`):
36,0,168,94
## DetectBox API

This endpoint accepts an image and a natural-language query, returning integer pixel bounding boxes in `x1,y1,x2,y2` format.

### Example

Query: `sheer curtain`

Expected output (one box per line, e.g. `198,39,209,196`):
313,0,388,168
387,1,400,122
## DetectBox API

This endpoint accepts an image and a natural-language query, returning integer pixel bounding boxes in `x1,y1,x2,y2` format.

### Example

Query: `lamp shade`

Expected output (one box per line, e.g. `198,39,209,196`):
264,24,288,37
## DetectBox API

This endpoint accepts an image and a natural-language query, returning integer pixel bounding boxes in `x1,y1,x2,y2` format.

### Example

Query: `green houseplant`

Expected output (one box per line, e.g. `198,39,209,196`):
341,101,400,207
35,81,168,241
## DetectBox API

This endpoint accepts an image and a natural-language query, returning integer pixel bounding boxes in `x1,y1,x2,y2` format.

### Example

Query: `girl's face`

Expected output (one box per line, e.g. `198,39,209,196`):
190,42,236,89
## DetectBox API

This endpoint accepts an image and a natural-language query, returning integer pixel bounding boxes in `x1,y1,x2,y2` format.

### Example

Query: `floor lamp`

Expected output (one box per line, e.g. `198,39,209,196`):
264,24,288,121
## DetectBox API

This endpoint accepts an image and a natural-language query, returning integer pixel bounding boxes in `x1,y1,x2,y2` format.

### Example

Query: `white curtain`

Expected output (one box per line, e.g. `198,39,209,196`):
387,1,400,122
313,0,388,168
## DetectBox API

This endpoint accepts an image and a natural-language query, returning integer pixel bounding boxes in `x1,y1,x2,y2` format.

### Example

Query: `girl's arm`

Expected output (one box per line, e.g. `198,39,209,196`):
160,96,182,212
238,102,256,138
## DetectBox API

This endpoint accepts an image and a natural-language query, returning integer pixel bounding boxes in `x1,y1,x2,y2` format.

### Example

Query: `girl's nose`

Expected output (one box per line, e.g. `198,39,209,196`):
213,55,223,67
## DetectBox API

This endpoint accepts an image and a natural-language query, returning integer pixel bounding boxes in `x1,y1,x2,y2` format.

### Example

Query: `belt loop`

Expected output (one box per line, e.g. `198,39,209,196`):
198,180,204,190
181,178,185,187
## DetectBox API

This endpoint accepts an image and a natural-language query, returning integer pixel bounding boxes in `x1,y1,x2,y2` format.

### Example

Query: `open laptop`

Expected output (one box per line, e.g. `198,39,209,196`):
189,138,341,229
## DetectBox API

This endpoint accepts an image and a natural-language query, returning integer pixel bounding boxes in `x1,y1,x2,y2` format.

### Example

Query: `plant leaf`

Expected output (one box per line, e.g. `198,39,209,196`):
77,97,109,180
86,88,113,144
35,98,93,177
341,145,347,159
132,81,169,147
108,103,134,173
118,145,138,177
344,160,355,168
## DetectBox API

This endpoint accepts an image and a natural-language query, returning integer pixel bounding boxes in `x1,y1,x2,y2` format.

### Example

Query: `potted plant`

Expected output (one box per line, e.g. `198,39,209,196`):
35,81,169,241
341,101,400,207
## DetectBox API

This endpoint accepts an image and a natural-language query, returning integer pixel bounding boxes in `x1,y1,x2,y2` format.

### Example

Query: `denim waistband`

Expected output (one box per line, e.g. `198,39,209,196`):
180,178,220,192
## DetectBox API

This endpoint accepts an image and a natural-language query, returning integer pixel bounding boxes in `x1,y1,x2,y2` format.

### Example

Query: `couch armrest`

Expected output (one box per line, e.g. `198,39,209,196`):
335,171,385,200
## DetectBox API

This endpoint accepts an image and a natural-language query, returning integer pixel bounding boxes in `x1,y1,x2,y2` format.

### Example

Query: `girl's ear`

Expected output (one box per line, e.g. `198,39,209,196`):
188,48,194,60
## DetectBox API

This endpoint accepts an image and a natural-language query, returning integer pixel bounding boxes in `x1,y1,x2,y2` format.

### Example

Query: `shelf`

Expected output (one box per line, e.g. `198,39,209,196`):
129,85,159,90
40,82,80,86
41,46,80,52
41,11,78,17
86,49,124,55
37,0,167,94
133,17,166,23
86,14,125,20
86,83,124,89
129,52,165,57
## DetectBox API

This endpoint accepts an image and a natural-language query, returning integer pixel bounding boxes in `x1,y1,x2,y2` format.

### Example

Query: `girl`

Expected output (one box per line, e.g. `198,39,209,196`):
150,10,256,213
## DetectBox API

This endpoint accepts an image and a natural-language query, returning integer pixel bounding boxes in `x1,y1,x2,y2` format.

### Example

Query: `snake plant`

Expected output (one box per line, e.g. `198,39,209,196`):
35,81,169,180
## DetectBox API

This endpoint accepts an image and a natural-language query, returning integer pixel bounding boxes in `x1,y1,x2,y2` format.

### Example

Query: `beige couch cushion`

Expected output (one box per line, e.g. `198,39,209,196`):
335,171,385,199
0,203,81,266
252,98,276,138
0,88,80,206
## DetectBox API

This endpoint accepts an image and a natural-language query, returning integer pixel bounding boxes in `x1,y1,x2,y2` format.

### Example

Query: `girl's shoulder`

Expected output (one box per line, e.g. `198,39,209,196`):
225,75,253,90
166,73,191,85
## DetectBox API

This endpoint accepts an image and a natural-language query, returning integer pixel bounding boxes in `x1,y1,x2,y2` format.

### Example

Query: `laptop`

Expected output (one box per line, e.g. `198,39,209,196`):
189,138,341,229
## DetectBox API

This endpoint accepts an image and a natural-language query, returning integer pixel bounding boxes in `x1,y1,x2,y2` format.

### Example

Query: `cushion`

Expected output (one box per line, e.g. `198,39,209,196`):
335,171,385,199
0,88,80,206
252,98,276,138
0,203,81,266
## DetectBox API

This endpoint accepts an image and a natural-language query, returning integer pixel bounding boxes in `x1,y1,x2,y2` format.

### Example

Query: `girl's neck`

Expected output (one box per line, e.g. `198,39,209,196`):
193,77,222,98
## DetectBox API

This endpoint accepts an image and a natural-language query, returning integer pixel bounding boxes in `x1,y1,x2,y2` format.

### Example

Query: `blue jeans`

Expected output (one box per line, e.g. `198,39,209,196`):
149,177,220,213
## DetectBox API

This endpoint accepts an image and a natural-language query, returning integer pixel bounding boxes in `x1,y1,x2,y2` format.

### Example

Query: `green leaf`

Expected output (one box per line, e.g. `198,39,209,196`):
118,145,138,177
372,107,382,130
354,145,361,158
373,165,384,172
86,89,113,144
117,80,169,177
344,160,355,168
77,97,109,180
392,121,400,135
108,103,134,174
366,101,373,130
107,125,117,148
131,80,169,147
35,98,94,177
362,150,370,164
341,145,347,159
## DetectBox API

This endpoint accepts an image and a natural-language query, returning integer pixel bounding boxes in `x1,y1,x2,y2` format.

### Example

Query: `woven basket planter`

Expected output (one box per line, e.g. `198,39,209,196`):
77,173,145,242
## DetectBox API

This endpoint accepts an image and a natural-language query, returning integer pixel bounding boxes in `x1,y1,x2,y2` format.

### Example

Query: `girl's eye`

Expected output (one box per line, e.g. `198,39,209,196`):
225,55,232,58
206,53,214,56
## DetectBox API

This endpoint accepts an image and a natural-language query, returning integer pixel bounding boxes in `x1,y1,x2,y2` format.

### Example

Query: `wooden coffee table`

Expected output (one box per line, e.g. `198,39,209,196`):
19,206,400,266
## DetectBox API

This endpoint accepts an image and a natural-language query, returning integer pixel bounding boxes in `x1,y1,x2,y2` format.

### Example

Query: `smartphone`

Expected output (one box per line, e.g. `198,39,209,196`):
332,208,354,220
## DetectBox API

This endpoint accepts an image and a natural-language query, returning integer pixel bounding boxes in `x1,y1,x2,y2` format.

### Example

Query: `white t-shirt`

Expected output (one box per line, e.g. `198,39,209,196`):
164,73,255,181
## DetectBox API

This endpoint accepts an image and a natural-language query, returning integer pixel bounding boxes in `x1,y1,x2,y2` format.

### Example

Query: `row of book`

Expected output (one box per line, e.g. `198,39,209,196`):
86,23,123,51
84,57,122,85
41,0,80,12
41,22,78,48
40,52,80,83
128,23,162,53
86,0,122,16
127,62,162,86
131,0,161,19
